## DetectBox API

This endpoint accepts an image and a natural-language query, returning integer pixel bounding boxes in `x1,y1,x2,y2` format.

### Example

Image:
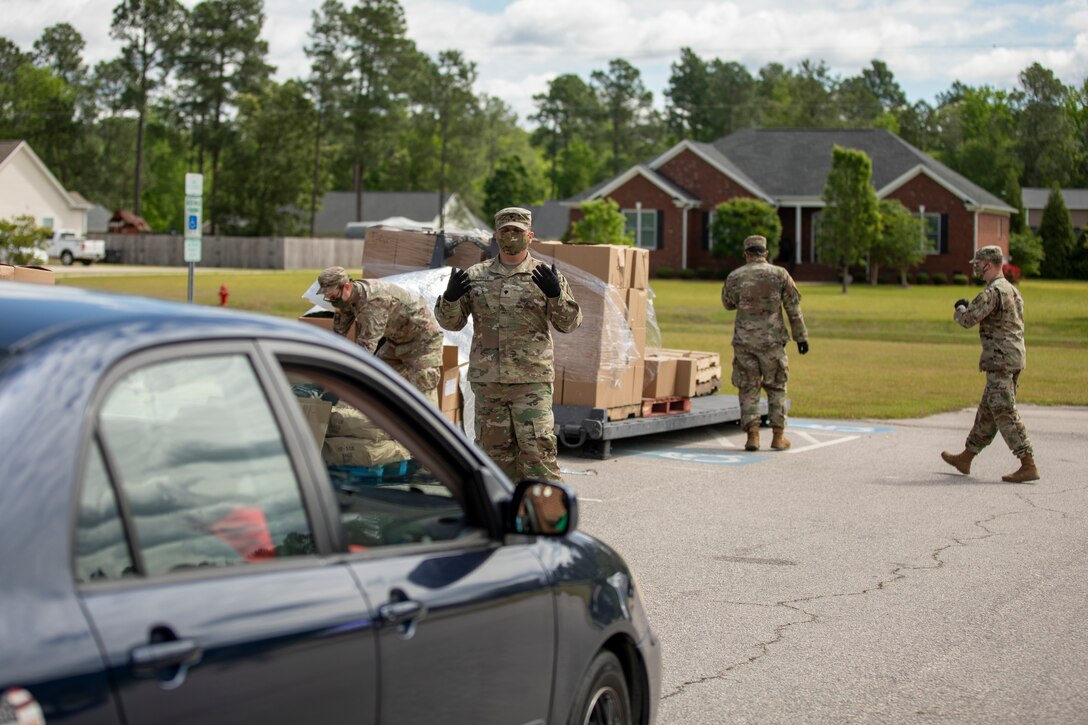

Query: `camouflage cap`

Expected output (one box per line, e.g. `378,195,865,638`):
495,207,532,231
971,246,1004,264
744,235,768,253
317,265,349,294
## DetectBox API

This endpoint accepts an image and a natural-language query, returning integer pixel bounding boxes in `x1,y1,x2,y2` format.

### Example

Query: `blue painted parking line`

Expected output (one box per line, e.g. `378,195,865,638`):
787,420,894,435
627,448,769,466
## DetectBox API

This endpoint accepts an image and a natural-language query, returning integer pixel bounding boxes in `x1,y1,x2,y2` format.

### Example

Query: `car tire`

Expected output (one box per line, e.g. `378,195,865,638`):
60,250,74,266
569,651,632,725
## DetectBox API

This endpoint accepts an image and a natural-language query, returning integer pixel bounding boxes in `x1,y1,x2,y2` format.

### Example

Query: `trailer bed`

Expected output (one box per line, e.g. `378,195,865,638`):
554,394,769,459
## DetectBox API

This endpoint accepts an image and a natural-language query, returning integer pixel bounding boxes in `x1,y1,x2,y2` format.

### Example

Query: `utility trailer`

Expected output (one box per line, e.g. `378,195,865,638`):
554,395,771,459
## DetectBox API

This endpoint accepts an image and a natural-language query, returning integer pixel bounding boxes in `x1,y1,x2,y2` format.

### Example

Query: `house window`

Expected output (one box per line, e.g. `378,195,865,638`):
42,217,54,229
702,210,716,251
921,213,941,255
624,209,658,250
810,211,821,263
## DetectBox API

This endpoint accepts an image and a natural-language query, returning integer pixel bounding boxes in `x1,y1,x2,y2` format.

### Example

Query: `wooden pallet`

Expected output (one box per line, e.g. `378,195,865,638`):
606,402,643,421
641,396,692,416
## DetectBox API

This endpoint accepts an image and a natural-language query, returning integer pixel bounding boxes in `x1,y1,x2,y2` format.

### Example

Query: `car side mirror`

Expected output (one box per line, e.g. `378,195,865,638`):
508,479,578,537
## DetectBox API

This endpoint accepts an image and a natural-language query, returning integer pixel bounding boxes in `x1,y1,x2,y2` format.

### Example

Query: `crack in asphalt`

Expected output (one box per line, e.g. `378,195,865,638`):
662,488,1079,701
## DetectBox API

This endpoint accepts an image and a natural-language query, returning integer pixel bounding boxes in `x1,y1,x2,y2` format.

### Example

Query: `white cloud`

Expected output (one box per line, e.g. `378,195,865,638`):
6,0,1086,118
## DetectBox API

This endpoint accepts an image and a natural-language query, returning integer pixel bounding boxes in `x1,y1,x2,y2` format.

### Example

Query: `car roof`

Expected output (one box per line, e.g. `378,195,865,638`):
0,282,335,357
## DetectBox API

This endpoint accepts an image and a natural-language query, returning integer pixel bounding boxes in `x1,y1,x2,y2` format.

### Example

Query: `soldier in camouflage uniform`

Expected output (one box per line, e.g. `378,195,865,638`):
722,235,809,452
434,207,581,481
317,266,444,406
941,246,1039,482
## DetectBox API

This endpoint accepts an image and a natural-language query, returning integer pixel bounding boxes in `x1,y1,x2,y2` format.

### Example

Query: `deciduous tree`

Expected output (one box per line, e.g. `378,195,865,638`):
818,145,880,293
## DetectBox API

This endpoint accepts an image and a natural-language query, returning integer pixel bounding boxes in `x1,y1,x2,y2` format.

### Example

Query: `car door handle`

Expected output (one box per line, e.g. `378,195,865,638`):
378,599,425,626
130,639,203,675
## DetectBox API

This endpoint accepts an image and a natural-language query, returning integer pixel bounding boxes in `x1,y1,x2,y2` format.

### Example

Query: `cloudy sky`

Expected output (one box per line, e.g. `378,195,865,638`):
7,0,1088,126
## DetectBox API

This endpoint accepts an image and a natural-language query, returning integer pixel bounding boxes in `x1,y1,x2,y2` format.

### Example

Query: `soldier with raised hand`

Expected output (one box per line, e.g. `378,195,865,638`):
941,245,1039,483
434,206,582,482
317,266,444,405
722,234,808,452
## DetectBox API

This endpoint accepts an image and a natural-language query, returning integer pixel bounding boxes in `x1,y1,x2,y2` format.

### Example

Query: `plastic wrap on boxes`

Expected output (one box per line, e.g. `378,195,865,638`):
362,226,492,278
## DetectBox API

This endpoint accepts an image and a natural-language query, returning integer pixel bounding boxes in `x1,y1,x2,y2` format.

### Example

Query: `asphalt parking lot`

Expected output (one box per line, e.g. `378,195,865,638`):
562,404,1088,723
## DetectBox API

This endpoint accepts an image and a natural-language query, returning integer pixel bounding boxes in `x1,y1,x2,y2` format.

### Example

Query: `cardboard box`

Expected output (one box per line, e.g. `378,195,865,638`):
12,265,55,285
554,243,629,288
439,367,462,412
442,344,460,370
0,264,14,281
441,407,463,427
296,398,333,447
531,240,563,260
562,370,623,408
625,288,647,330
673,359,697,398
626,247,649,289
299,312,356,340
642,356,677,398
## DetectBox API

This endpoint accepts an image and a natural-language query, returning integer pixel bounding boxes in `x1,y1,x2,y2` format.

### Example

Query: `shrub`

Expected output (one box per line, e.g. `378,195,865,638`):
715,266,731,280
655,266,674,279
568,199,633,246
952,273,969,285
931,273,948,285
915,272,930,285
695,266,713,279
677,267,697,280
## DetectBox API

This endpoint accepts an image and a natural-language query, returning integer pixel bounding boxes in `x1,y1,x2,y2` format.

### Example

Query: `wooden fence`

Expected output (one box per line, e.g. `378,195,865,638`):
92,234,365,270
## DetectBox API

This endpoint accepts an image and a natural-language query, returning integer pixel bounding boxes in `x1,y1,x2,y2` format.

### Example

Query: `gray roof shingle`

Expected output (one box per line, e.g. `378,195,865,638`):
1022,187,1088,211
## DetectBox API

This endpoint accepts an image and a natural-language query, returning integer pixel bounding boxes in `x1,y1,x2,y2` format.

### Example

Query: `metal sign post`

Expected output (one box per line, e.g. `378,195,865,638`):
184,173,203,303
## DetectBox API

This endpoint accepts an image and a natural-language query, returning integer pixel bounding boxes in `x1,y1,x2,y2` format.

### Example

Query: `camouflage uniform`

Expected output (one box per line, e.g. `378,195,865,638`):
954,273,1032,459
333,279,443,405
722,257,807,431
435,253,581,481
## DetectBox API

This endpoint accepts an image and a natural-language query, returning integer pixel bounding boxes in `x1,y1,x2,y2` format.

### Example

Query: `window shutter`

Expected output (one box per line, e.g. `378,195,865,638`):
939,214,949,254
657,210,665,250
701,211,710,250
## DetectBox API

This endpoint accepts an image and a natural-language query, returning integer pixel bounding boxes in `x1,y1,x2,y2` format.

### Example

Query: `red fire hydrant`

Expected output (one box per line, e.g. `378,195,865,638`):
218,284,229,306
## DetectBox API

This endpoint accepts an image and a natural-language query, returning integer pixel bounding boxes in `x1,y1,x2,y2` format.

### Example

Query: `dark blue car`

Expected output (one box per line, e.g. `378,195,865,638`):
0,283,659,725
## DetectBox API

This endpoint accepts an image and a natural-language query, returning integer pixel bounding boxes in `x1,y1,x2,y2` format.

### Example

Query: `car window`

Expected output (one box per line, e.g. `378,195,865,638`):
95,355,315,576
75,442,136,582
282,367,473,550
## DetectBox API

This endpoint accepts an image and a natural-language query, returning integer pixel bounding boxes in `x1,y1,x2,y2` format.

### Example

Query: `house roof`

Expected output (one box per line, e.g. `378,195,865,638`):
526,200,570,241
649,140,774,203
568,164,700,206
311,191,487,235
713,128,1015,213
1022,187,1088,211
0,139,92,211
109,209,152,231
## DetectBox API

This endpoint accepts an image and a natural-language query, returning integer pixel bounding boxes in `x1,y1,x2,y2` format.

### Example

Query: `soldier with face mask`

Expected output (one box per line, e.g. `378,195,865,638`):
941,245,1039,483
434,207,582,481
316,266,444,405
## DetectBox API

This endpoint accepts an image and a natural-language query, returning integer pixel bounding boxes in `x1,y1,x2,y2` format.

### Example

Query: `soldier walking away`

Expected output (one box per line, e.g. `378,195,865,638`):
722,235,809,452
941,245,1039,483
317,266,444,406
434,207,582,482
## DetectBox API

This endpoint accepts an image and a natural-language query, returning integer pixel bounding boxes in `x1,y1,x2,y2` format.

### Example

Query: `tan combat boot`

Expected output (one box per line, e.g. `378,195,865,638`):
744,423,760,451
770,427,790,450
1002,455,1039,483
940,449,975,475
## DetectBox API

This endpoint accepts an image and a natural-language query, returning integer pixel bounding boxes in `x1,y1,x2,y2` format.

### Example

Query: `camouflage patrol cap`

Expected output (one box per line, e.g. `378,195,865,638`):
495,207,532,231
744,235,768,253
317,265,349,294
970,245,1003,264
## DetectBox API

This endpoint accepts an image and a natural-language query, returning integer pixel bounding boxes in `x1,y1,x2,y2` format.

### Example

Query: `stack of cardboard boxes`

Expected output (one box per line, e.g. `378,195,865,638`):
439,345,463,426
646,348,723,398
539,243,650,419
361,227,487,277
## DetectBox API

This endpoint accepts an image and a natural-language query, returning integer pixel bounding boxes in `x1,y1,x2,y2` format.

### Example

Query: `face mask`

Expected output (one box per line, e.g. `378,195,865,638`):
498,229,529,255
972,262,987,281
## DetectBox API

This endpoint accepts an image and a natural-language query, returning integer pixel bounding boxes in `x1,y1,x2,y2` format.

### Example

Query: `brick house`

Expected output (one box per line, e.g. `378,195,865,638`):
563,128,1016,281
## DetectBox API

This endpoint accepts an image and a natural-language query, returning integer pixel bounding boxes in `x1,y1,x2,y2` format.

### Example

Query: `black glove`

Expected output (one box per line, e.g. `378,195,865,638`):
532,263,562,298
954,298,969,310
443,268,470,302
797,340,809,355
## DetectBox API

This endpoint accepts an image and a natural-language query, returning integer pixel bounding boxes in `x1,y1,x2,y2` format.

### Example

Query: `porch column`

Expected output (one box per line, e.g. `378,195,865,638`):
681,205,689,270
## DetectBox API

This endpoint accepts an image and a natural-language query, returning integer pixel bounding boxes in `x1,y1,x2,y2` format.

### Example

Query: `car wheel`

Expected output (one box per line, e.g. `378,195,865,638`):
60,250,74,265
569,651,632,725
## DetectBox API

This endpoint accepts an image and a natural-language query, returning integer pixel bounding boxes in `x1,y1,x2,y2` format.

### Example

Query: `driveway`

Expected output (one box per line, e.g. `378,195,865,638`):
561,405,1088,723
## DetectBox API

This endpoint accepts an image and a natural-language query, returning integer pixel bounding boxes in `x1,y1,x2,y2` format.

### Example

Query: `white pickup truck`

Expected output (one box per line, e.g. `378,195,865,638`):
47,229,106,266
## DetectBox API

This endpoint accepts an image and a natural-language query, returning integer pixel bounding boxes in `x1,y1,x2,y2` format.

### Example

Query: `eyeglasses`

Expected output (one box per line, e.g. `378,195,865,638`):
323,285,345,303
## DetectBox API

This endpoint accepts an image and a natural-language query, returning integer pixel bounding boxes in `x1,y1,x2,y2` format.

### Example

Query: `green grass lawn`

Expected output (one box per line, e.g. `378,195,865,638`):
58,270,1088,419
